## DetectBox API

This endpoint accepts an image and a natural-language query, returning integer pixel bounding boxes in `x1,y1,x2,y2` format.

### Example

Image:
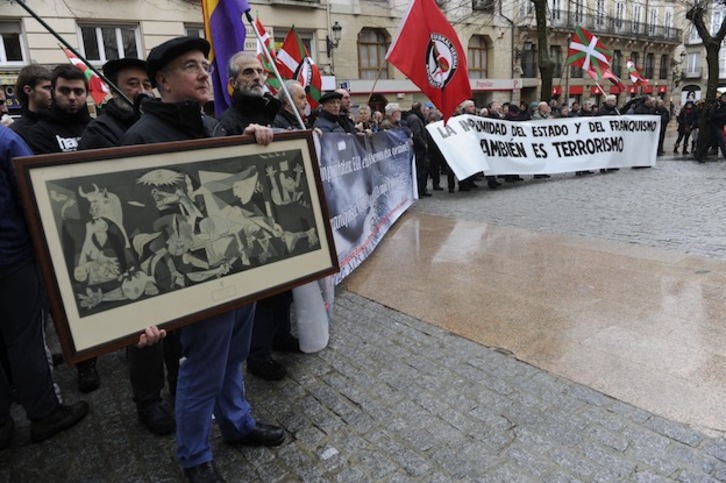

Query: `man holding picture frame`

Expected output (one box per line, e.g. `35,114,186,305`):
121,36,284,483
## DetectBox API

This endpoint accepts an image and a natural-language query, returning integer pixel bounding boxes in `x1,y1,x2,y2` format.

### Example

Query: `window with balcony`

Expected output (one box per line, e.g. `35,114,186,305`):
574,0,586,24
688,26,701,44
659,54,669,79
664,9,673,38
518,0,534,18
0,22,25,65
468,35,489,78
648,8,657,36
550,0,563,24
357,28,389,80
615,2,625,30
632,5,642,34
595,0,606,27
644,53,654,79
79,25,139,63
612,50,622,77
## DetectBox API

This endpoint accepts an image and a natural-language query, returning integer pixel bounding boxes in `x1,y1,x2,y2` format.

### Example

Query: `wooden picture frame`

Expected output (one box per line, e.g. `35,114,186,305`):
14,131,338,363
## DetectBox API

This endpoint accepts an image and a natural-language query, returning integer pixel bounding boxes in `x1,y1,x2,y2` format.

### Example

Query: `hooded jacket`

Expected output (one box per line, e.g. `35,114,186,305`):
24,103,91,154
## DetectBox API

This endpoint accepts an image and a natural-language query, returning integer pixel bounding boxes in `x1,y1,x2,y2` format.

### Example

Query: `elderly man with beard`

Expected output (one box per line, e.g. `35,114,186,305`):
219,52,281,135
120,37,284,483
273,79,308,130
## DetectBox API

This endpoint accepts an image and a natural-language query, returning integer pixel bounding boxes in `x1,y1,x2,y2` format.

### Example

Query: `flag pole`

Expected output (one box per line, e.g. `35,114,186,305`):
244,11,306,130
13,0,131,107
366,62,386,107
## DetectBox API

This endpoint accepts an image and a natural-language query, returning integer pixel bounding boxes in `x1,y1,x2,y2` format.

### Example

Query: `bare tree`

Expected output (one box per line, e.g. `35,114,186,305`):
532,0,554,101
685,1,726,99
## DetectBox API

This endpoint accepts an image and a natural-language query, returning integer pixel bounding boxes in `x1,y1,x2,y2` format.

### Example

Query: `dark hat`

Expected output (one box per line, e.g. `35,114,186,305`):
318,91,343,104
102,58,147,82
146,37,210,87
508,104,520,114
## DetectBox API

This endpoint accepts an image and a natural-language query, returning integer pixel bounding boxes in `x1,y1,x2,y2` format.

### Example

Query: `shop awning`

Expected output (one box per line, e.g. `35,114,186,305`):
590,85,606,95
569,85,584,95
551,86,562,96
657,86,668,94
609,85,622,94
642,85,654,94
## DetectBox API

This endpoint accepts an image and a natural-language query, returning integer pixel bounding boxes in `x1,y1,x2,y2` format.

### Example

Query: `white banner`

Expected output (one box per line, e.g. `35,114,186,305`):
427,114,661,180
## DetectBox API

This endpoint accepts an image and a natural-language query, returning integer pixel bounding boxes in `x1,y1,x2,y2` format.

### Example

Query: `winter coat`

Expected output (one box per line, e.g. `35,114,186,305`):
218,92,280,135
78,99,137,149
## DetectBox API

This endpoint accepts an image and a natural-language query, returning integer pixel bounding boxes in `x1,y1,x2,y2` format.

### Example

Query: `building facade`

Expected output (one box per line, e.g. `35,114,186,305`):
0,0,690,115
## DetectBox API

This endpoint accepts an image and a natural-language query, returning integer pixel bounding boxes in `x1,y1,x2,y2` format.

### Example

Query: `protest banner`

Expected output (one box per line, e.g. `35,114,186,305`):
427,114,660,181
318,129,415,284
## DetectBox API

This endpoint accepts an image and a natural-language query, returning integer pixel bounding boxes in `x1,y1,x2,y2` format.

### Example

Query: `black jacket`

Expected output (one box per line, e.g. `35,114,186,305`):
78,99,137,149
337,110,357,134
8,106,46,140
313,110,345,133
273,108,305,130
24,103,91,154
405,109,428,154
597,104,620,116
121,98,224,145
218,92,280,135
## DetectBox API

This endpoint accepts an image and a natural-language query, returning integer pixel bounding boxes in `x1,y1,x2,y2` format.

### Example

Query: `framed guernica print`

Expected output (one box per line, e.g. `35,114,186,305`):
14,131,338,363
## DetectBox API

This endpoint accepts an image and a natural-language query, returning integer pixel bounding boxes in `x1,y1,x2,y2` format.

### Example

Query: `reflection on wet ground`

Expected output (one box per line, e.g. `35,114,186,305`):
343,211,726,433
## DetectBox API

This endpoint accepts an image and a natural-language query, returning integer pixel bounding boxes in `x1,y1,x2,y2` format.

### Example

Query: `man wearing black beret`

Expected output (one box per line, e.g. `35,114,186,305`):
121,36,284,483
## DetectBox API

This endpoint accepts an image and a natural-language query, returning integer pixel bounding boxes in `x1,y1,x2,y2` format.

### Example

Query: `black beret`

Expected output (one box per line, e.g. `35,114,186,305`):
102,58,147,82
318,91,343,104
146,37,210,87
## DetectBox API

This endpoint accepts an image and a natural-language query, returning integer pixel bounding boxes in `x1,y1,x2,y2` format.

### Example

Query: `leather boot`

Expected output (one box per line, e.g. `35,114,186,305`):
673,144,679,154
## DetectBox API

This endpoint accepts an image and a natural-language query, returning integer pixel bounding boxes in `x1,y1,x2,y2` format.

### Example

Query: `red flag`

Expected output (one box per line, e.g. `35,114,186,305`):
385,0,472,124
61,48,109,105
566,26,612,77
276,26,322,108
626,58,649,86
586,68,625,91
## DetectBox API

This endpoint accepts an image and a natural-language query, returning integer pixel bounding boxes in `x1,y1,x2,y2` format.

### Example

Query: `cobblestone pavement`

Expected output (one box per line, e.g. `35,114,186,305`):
5,148,726,482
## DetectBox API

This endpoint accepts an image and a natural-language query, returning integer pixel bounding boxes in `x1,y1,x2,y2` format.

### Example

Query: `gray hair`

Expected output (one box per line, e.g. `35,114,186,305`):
227,51,258,80
358,104,371,115
604,94,616,103
385,103,400,117
460,99,475,110
276,79,303,103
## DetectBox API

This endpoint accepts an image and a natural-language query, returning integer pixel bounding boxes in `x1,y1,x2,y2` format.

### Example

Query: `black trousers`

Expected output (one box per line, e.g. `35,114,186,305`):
0,260,59,420
247,290,293,363
128,331,181,405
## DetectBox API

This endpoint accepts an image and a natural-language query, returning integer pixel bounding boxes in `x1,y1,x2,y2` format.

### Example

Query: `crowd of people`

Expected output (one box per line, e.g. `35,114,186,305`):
5,33,726,483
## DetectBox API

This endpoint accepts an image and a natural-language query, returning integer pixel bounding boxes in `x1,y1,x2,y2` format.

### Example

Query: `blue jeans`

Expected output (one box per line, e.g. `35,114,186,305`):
176,304,257,468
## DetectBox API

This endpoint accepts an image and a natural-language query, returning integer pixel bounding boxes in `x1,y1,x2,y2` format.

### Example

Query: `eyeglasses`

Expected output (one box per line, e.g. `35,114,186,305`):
178,60,211,74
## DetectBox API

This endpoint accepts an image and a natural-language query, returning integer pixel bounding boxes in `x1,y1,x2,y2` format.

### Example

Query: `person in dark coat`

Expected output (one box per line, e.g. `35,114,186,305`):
698,92,726,163
78,58,151,150
9,64,52,140
218,52,281,135
655,98,670,156
674,100,697,155
120,36,284,483
313,91,346,133
598,95,620,116
405,101,430,197
335,88,357,133
24,64,91,155
273,79,308,130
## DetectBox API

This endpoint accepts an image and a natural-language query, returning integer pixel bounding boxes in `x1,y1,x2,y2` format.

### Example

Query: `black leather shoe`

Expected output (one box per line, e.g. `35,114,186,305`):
224,422,285,447
77,359,100,393
184,461,225,483
432,186,444,191
420,192,432,197
0,416,14,450
273,336,301,353
247,358,286,381
30,401,89,443
138,401,176,436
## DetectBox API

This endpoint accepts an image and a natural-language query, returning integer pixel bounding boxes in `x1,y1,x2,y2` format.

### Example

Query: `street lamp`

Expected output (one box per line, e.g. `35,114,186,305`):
326,21,343,74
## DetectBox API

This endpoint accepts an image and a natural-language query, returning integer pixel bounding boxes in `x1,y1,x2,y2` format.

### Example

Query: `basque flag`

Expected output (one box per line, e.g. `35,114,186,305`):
566,26,613,77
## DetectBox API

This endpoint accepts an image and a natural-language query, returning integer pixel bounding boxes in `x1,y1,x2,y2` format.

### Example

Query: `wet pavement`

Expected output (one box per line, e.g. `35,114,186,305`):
5,131,726,481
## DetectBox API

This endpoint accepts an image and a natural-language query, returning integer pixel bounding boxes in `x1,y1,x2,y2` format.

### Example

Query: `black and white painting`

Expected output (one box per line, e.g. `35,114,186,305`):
15,133,337,360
